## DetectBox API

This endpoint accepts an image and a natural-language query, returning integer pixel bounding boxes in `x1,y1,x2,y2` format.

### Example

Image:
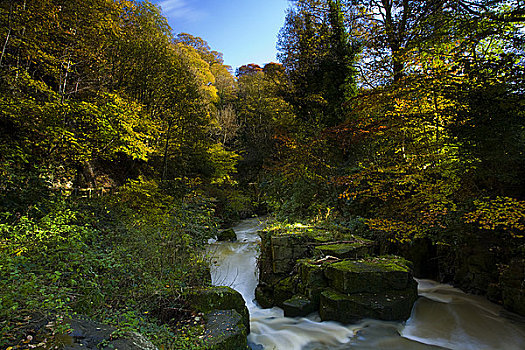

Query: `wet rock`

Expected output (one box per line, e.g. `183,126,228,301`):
296,259,328,306
185,286,250,333
324,256,414,294
255,284,275,308
202,309,248,350
273,276,300,307
319,287,417,323
298,259,327,287
282,295,316,317
217,228,237,241
271,234,310,274
255,226,418,323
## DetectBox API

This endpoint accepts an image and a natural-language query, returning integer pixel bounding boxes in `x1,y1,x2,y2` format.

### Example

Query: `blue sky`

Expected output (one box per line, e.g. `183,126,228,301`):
152,0,290,70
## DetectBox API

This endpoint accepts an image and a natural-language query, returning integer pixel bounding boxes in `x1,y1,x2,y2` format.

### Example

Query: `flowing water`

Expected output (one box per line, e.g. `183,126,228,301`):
207,218,525,350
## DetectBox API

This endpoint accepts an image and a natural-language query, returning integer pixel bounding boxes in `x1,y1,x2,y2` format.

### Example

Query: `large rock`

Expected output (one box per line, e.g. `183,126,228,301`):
255,284,275,309
255,226,418,323
320,287,417,323
313,240,374,260
217,228,237,241
324,256,414,294
297,259,328,306
185,286,250,350
271,234,310,274
185,286,250,334
202,309,248,350
282,295,317,317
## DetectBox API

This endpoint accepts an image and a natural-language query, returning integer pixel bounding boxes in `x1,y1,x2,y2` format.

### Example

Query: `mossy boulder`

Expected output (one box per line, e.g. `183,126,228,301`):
313,240,374,260
296,259,328,306
255,284,275,308
298,259,326,286
217,228,237,241
202,309,248,350
282,295,316,317
319,287,417,323
185,286,249,334
324,256,414,294
256,226,418,323
273,276,300,307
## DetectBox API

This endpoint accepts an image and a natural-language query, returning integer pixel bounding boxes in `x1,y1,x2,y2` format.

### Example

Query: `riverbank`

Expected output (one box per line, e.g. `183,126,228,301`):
210,218,525,350
0,191,217,349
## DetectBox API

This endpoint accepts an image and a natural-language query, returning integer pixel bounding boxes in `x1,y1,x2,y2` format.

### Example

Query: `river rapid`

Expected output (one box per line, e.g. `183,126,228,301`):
206,218,525,350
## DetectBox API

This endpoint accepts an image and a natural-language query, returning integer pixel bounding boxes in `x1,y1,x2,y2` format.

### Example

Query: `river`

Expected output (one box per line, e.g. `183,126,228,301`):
206,217,525,350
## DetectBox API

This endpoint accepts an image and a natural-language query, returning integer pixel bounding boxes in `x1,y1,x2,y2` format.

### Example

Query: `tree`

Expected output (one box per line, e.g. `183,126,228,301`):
337,0,525,243
277,0,358,127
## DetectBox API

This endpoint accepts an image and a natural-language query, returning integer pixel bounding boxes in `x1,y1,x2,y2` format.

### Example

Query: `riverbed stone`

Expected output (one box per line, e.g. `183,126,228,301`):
324,256,413,294
202,309,248,350
296,259,328,306
217,228,237,241
298,259,326,286
256,226,418,323
319,287,417,323
255,284,275,308
184,286,249,333
282,295,316,317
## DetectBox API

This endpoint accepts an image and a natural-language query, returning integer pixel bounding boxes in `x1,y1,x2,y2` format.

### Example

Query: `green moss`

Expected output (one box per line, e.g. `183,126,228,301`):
324,256,414,294
330,256,412,273
184,286,249,334
314,241,374,259
260,224,345,241
321,288,350,302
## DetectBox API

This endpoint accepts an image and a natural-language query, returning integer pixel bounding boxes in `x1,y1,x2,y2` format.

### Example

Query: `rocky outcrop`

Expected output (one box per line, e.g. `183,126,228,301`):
256,226,418,323
320,257,418,322
185,286,249,350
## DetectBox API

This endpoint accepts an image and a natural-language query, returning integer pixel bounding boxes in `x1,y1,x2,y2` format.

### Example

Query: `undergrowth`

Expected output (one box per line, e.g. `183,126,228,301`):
0,177,217,348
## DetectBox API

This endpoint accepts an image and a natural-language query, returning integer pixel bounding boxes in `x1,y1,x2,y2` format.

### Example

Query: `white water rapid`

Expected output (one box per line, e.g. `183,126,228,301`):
206,218,525,350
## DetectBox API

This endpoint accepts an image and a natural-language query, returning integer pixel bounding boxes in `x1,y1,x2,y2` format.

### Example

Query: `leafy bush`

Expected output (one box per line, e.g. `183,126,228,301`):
0,177,220,347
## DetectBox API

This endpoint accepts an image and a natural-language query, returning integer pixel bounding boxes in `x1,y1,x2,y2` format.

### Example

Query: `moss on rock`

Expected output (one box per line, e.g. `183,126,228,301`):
324,256,413,294
282,295,316,318
217,228,237,241
202,309,248,350
319,287,417,323
313,241,374,260
274,276,299,307
184,286,249,334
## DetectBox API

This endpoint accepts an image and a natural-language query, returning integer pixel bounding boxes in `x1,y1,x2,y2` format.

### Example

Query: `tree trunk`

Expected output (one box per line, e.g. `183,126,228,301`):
162,120,173,182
